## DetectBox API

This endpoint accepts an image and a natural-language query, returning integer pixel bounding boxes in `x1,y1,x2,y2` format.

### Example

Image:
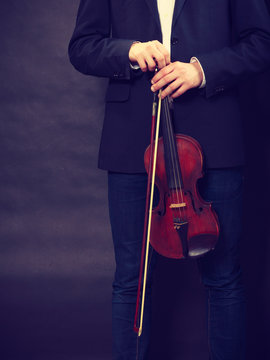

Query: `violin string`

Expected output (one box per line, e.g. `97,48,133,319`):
163,97,182,220
163,98,179,210
163,97,185,222
167,97,185,224
165,103,185,227
165,100,186,223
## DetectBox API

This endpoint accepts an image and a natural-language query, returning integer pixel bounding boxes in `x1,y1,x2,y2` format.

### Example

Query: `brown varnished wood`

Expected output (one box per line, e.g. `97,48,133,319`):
144,134,219,259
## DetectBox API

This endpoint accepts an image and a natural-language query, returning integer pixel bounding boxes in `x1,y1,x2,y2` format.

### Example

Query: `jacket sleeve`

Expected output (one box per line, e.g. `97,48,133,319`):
68,0,135,79
195,0,270,98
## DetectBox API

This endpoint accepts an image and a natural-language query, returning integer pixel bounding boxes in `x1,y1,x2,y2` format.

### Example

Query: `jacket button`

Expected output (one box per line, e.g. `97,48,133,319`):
215,86,225,92
171,37,178,45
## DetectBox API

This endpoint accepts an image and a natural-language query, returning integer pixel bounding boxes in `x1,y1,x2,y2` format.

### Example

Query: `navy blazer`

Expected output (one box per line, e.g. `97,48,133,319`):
69,0,270,172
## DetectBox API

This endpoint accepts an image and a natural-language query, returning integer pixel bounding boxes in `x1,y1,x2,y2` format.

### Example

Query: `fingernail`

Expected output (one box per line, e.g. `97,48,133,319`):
151,86,155,92
151,80,154,84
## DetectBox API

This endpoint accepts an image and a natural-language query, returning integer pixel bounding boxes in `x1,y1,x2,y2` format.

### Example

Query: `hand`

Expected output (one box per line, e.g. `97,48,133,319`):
151,61,203,99
128,40,170,72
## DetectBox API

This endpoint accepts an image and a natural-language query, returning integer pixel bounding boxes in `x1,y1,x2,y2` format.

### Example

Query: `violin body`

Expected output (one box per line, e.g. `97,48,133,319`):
144,133,219,259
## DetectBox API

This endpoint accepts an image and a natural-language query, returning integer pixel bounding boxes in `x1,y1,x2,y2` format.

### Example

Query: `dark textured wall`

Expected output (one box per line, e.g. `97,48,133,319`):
0,1,270,359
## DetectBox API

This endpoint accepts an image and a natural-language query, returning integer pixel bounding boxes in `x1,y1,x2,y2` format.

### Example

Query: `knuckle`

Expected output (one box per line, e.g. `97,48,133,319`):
156,55,164,62
175,62,182,70
164,67,170,75
159,67,166,74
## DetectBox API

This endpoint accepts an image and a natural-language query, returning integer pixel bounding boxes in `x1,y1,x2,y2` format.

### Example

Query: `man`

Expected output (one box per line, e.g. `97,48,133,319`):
69,1,270,359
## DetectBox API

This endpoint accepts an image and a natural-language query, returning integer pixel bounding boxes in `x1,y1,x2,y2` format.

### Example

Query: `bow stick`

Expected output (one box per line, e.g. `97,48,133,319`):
134,88,162,336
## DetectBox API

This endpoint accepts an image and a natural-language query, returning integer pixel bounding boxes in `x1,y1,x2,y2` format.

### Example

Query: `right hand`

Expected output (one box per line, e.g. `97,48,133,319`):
128,40,170,72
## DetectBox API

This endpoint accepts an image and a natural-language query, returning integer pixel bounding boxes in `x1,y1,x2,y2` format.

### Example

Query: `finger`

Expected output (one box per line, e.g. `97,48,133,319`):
152,40,170,65
151,72,177,92
129,41,156,70
142,41,167,70
160,78,183,99
145,53,158,72
152,49,167,69
155,42,170,65
151,43,169,69
151,63,174,83
133,41,165,71
171,84,189,98
136,55,148,72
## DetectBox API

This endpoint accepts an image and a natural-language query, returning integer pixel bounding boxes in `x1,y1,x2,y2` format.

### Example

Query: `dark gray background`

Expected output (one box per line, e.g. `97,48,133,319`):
0,1,270,359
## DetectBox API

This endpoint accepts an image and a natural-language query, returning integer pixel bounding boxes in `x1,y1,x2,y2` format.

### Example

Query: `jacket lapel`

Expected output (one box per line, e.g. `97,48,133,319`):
172,0,187,27
145,0,161,30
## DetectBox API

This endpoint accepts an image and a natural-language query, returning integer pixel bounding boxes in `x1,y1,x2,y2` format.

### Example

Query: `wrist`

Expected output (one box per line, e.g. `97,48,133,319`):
129,41,141,63
190,61,203,87
190,57,206,88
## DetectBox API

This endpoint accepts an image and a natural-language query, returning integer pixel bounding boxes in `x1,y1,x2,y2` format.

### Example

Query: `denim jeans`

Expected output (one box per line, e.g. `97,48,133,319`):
108,167,246,360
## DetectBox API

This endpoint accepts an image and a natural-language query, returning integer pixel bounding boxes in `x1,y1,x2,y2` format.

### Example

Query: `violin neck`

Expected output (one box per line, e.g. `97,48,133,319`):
161,97,184,190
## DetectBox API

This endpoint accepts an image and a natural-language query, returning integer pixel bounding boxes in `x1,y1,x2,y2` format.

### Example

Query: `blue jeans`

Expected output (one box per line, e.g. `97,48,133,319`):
108,168,246,360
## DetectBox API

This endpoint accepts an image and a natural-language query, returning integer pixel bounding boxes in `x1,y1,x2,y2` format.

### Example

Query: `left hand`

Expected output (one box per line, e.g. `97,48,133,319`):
151,61,203,99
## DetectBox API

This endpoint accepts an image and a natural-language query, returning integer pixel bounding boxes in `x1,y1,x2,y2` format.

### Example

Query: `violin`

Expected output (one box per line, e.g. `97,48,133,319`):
145,95,219,259
134,90,220,336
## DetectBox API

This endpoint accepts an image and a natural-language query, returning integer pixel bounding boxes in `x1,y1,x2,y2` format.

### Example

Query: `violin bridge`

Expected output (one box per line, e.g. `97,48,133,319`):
169,202,186,209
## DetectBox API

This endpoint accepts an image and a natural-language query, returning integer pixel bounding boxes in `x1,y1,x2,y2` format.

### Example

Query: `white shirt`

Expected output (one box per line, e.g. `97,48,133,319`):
157,0,175,55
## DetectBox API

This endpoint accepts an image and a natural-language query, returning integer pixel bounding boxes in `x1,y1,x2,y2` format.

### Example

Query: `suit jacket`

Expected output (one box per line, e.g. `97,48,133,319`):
69,0,270,172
